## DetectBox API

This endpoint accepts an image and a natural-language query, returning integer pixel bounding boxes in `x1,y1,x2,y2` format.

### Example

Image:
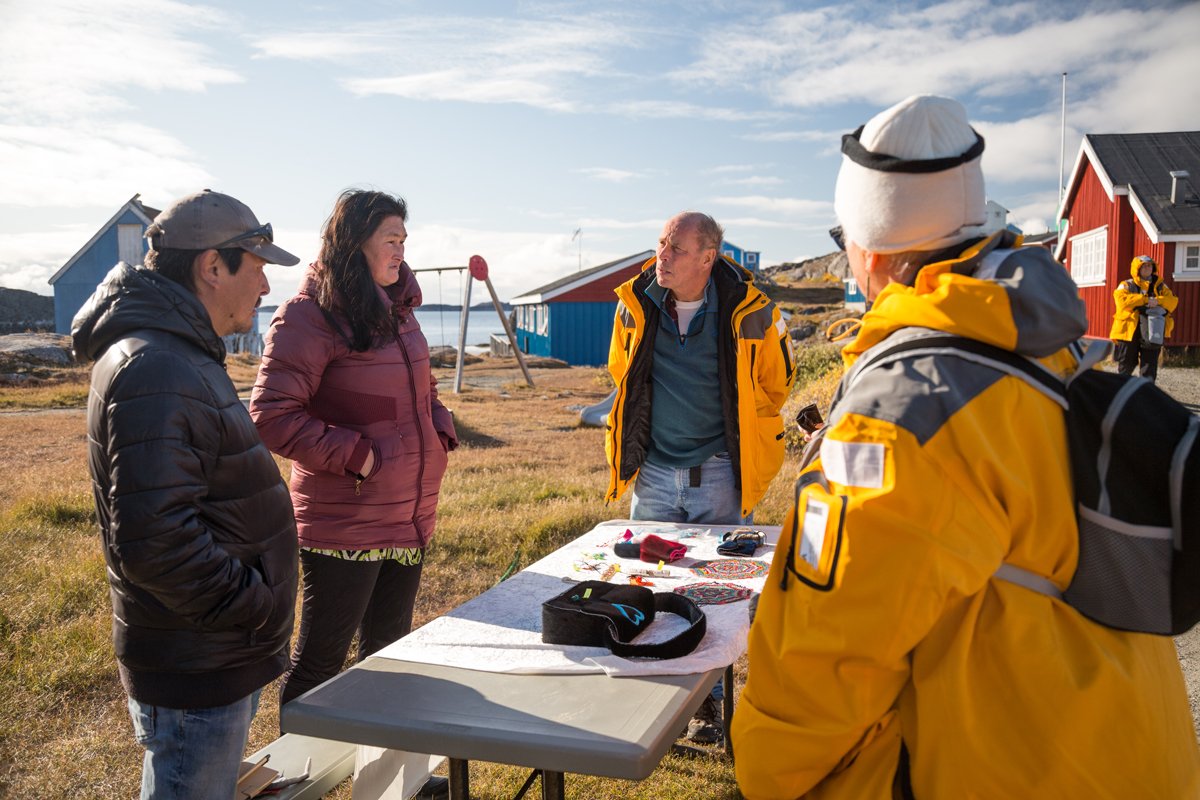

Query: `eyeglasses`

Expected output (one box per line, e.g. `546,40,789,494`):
829,225,846,252
212,222,274,249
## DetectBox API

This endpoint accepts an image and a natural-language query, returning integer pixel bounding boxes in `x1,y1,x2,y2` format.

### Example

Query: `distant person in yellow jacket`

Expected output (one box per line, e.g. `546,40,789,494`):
1110,254,1178,382
732,95,1200,799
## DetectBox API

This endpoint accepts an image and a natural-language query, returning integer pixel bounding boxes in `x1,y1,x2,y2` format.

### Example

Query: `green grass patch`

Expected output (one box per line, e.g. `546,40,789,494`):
10,493,96,527
792,341,843,385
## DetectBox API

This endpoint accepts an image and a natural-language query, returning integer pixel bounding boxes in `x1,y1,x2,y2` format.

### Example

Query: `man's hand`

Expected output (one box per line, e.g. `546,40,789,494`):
1148,297,1159,308
359,449,375,477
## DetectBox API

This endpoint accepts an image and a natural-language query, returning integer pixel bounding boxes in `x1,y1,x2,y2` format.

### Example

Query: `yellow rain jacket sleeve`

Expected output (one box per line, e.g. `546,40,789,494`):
734,236,1200,799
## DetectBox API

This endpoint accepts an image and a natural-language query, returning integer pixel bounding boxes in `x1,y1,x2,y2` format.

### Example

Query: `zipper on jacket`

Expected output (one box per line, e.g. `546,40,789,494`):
355,477,364,496
391,327,426,526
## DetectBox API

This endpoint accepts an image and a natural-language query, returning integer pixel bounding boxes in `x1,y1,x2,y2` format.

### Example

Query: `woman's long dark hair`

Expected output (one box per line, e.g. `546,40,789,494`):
315,189,408,351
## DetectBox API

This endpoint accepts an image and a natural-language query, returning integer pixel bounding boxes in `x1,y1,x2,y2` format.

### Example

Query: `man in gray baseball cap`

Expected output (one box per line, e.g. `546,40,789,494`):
72,190,300,799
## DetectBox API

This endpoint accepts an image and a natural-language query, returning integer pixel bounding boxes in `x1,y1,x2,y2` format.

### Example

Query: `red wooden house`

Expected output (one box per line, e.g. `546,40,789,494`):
1056,132,1200,347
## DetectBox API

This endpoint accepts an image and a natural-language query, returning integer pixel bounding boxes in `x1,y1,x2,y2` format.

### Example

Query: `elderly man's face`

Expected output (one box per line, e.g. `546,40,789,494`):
655,216,715,302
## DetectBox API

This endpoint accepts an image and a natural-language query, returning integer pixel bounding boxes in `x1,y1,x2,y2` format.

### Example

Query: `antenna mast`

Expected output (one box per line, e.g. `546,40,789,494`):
1058,72,1068,203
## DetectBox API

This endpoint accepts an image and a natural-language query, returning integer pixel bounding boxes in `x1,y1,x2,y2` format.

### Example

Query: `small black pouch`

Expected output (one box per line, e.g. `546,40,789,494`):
542,580,707,659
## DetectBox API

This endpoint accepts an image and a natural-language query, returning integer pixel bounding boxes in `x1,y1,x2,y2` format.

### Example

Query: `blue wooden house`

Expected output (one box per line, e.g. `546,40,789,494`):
720,240,761,272
843,277,867,311
49,194,159,334
510,251,653,366
47,193,263,353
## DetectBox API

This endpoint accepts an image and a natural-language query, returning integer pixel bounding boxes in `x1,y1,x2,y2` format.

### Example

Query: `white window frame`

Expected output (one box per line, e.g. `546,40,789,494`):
1174,242,1200,281
1068,226,1107,287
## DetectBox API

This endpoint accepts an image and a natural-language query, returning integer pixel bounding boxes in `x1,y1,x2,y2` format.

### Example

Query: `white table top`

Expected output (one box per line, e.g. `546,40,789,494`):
281,520,778,780
372,520,779,677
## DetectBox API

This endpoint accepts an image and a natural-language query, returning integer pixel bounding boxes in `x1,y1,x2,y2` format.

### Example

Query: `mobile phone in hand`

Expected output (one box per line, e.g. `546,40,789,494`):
796,403,823,433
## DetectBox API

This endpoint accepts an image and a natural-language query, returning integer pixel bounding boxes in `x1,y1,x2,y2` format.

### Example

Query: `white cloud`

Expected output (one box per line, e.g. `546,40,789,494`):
0,0,240,121
742,130,838,144
0,123,214,207
674,0,1200,191
574,167,645,183
711,195,834,217
256,15,622,113
402,223,622,302
0,0,236,217
0,224,97,295
975,114,1071,185
722,176,785,187
1014,217,1052,235
347,71,578,112
674,2,1189,110
607,99,786,122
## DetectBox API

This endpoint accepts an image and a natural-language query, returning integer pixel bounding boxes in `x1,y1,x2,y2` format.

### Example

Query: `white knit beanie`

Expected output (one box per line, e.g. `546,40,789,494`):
834,95,987,253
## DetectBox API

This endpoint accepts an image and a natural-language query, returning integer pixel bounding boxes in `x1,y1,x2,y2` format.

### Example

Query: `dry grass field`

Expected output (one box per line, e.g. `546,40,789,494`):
2,343,1196,799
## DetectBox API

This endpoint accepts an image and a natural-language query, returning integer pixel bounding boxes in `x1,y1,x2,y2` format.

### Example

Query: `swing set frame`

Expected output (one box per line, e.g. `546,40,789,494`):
409,255,534,393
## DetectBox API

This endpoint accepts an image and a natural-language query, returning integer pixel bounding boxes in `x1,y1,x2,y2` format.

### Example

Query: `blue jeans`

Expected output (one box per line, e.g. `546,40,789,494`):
127,689,261,800
629,452,751,525
631,453,743,714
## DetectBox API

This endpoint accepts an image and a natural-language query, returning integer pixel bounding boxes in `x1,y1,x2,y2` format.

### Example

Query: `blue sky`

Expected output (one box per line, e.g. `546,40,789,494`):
2,0,1198,305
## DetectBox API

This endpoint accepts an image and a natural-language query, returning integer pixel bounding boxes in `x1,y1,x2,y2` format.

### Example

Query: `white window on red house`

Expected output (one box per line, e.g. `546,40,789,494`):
1175,243,1200,280
1068,226,1107,286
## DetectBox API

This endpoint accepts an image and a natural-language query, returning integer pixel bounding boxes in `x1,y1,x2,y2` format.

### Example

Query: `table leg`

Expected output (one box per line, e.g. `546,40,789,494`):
540,770,565,800
723,665,734,760
449,758,470,800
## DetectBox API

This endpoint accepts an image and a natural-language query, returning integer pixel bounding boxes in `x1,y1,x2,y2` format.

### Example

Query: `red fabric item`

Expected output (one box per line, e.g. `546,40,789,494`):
640,534,687,563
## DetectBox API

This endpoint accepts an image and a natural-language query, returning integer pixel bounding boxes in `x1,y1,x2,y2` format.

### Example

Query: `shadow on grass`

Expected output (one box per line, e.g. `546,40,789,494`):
454,418,506,449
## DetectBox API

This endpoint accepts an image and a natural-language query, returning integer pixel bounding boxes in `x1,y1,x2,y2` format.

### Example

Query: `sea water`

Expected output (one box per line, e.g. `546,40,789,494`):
256,307,510,349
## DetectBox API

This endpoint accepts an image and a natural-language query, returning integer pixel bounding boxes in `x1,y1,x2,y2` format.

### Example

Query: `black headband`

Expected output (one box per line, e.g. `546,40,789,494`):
841,125,985,174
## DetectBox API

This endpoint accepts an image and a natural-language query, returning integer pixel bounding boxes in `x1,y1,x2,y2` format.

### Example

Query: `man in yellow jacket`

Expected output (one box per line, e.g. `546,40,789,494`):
605,210,794,742
1110,254,1179,382
733,95,1200,799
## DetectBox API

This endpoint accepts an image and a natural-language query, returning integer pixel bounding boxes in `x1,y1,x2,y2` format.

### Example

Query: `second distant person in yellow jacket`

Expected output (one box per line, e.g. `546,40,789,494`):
1110,254,1178,382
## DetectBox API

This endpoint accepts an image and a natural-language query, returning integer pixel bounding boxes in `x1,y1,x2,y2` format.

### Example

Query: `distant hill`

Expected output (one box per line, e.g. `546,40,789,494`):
766,251,850,282
0,287,54,333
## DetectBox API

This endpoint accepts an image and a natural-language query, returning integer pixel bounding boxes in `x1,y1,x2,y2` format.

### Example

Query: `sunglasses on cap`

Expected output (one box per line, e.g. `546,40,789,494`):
212,223,274,250
829,225,846,252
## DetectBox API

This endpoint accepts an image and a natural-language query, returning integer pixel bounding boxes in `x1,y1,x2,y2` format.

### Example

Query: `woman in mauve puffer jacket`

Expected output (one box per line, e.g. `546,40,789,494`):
250,189,457,709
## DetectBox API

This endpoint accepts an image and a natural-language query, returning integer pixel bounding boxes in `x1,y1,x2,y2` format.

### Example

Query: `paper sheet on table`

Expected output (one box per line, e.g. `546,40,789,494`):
373,521,777,677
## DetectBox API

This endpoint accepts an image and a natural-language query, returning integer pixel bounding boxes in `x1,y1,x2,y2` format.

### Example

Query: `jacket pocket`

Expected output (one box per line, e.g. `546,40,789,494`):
748,413,786,498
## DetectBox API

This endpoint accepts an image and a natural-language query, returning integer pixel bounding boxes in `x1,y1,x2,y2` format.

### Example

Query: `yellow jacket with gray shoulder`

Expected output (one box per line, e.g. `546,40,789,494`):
605,255,795,518
733,232,1200,799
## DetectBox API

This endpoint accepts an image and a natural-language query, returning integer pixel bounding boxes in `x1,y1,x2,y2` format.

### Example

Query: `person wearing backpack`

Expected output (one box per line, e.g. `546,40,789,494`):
1110,254,1178,382
732,95,1200,799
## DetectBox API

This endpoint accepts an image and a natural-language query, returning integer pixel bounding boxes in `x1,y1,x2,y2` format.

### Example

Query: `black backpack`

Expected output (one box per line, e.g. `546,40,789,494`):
859,334,1200,635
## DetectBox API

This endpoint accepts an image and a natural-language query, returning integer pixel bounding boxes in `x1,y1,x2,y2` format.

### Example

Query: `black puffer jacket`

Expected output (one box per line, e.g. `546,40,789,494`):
73,263,297,709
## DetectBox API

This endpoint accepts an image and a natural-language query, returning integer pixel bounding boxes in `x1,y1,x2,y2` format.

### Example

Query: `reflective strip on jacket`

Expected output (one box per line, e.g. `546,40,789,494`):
604,255,795,518
1110,260,1179,341
733,232,1200,799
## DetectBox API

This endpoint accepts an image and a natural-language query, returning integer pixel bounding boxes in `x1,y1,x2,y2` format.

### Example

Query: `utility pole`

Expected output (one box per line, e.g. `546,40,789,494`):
1059,72,1068,205
572,227,582,271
